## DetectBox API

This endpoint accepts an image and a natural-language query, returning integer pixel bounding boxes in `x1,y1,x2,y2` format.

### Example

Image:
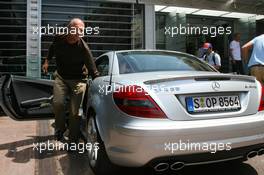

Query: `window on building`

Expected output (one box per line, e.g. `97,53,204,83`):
0,0,27,76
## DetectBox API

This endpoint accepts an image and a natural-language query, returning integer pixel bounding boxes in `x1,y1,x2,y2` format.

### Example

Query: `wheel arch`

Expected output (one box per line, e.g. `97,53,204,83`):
87,107,107,143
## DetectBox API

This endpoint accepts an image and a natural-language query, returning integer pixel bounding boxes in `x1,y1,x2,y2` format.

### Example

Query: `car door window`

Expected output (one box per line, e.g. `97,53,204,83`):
96,55,109,76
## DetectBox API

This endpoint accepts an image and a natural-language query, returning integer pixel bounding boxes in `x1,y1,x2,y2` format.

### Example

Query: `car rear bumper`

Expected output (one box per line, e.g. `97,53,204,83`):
105,113,264,167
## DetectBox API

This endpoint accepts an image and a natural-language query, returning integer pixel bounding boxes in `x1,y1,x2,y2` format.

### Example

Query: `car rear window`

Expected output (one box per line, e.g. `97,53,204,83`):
116,51,215,74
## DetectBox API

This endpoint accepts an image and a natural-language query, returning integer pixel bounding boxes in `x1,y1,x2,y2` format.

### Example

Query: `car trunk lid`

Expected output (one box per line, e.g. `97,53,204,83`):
142,73,260,121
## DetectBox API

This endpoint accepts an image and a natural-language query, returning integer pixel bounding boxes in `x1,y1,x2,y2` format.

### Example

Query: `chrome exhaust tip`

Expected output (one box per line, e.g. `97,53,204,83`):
247,151,258,159
258,148,264,156
170,162,185,171
153,163,169,172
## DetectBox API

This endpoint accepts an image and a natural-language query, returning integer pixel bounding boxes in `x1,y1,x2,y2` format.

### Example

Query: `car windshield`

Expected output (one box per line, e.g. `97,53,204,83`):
116,51,215,74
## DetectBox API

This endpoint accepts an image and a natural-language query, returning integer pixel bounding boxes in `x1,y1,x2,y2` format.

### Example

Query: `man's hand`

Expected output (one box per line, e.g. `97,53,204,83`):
42,59,49,74
232,60,236,64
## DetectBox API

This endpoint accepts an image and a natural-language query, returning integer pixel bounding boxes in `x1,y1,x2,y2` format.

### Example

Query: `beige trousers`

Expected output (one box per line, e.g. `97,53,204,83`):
250,66,264,84
53,72,86,142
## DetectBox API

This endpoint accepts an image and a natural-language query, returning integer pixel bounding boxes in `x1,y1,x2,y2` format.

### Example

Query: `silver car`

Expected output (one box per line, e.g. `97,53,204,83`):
1,50,264,175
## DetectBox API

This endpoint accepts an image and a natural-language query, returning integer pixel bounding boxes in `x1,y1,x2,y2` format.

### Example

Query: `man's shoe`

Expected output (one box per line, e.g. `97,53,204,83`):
55,130,65,141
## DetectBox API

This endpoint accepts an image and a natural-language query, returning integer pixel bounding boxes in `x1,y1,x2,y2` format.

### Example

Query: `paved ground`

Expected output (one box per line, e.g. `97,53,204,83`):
0,116,264,175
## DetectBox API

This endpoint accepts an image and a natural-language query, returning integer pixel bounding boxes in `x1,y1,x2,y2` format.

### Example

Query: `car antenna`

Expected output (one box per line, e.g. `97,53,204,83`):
108,51,115,91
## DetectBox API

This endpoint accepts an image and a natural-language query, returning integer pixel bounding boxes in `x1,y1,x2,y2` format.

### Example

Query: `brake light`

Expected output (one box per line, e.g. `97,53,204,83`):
113,85,166,118
259,84,264,111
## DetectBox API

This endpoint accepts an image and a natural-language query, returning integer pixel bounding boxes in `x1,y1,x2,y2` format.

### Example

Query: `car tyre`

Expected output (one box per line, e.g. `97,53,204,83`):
86,111,118,175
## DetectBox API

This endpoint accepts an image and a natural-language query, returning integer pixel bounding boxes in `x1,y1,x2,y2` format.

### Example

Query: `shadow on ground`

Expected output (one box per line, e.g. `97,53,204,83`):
0,135,67,163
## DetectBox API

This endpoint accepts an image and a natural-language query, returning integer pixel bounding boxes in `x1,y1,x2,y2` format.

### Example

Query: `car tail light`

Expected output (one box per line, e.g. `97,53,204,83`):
113,85,166,118
259,84,264,111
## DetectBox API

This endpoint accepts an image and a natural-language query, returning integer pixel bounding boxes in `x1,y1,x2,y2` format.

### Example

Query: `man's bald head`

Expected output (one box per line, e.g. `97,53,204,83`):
68,18,85,28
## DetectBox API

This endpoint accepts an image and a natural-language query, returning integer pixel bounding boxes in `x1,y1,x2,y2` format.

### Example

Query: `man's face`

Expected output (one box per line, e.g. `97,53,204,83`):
206,48,212,54
69,21,85,40
235,34,241,41
75,22,85,38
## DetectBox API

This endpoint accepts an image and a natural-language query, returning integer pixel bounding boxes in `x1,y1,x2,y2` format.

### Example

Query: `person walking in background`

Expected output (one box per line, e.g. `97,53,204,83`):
230,33,244,74
242,34,264,84
203,43,221,70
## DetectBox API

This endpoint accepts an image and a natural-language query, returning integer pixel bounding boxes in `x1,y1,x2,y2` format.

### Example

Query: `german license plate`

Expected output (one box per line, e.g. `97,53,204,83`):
186,95,241,113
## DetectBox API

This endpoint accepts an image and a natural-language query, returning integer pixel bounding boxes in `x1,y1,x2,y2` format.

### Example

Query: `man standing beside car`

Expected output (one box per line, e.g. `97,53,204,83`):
242,34,264,84
42,18,99,144
230,33,244,74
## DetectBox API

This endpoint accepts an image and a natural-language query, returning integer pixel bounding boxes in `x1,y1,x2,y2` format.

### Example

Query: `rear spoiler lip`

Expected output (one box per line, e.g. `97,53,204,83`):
144,74,256,85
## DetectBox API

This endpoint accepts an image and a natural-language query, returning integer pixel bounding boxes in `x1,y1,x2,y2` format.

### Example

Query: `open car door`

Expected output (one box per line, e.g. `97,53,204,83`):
0,75,54,120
